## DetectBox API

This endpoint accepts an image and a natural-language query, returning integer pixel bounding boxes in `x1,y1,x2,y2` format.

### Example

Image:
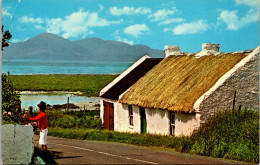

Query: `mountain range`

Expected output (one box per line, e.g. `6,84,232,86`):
2,33,164,62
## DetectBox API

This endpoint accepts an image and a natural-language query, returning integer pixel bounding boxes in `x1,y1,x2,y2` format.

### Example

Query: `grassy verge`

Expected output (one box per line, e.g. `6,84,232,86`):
48,127,184,148
47,110,102,129
10,74,117,96
48,109,259,163
190,109,259,162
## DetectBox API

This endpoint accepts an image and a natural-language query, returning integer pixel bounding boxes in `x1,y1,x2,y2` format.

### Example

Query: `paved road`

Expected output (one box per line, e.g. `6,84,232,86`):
35,135,249,164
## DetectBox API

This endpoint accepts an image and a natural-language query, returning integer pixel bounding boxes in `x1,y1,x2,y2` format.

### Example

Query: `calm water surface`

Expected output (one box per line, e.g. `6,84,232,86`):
20,92,99,111
2,60,132,75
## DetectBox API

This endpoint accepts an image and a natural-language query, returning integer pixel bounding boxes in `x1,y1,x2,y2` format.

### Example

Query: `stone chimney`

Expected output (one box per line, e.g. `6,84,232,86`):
195,43,220,57
164,45,181,58
202,43,220,52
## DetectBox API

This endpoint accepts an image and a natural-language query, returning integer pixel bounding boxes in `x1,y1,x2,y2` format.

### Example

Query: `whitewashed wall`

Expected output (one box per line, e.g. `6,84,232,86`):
100,100,141,133
146,108,170,136
175,113,201,136
101,100,202,137
198,49,259,122
2,124,34,164
100,99,104,124
115,104,141,133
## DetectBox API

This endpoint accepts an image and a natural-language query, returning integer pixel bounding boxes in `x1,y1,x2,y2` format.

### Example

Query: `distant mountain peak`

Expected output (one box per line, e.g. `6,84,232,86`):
29,32,70,41
3,33,164,62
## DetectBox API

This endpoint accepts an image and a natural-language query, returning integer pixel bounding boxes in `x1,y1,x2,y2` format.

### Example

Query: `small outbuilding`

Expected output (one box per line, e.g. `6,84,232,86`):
101,44,259,136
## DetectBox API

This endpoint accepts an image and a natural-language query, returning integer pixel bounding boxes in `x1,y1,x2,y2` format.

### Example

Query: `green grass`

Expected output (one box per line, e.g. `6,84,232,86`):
47,110,102,129
10,74,117,96
48,127,179,146
189,109,259,162
48,109,259,163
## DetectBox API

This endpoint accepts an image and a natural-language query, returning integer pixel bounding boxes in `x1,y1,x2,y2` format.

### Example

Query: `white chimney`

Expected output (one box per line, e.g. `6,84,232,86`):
164,45,181,58
202,43,220,52
195,43,220,57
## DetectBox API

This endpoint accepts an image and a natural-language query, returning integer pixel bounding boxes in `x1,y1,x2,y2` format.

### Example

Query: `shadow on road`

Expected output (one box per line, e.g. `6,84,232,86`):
56,156,83,159
50,150,83,160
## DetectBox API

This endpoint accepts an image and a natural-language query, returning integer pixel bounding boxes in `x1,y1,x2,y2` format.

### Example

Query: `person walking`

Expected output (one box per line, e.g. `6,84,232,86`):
27,101,48,152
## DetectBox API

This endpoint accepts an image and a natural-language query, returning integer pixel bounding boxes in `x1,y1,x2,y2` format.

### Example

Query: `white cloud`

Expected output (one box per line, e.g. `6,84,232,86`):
149,8,177,21
35,25,44,30
2,8,11,17
11,39,22,43
20,16,43,24
46,18,63,34
19,15,45,31
109,6,151,16
124,24,150,37
235,0,259,7
46,8,122,38
171,20,209,35
98,4,104,11
218,9,258,30
163,28,170,32
159,18,185,25
11,37,28,43
114,30,134,45
148,7,184,25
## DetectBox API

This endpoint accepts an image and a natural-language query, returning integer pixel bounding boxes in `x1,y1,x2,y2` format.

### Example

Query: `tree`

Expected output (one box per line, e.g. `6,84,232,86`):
2,25,12,50
1,27,21,124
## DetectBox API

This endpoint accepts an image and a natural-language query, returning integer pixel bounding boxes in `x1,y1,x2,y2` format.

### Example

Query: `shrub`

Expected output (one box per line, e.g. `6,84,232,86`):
47,111,102,129
2,73,23,124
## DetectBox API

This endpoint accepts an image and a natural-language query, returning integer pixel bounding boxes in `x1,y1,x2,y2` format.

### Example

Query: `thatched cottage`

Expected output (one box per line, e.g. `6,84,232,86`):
100,43,259,136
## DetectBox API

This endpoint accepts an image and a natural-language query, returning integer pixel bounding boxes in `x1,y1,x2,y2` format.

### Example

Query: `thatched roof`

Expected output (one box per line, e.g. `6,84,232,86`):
119,51,252,113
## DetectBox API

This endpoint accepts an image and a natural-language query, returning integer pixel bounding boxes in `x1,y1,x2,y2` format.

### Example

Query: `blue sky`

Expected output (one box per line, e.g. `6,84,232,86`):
2,0,259,52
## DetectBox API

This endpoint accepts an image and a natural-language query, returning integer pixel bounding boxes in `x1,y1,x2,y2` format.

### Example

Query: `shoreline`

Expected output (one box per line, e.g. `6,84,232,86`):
9,73,120,76
19,90,86,96
20,91,100,111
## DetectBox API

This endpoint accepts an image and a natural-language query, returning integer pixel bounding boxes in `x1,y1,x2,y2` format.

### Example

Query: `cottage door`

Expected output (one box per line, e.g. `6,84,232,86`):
103,101,114,130
140,107,147,133
169,112,175,136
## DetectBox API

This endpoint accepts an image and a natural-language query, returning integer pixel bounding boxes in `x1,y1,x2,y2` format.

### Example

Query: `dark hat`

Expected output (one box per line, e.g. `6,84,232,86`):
37,101,46,111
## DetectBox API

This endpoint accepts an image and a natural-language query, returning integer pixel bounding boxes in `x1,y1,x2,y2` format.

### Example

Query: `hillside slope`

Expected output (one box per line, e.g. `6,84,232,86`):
3,33,164,62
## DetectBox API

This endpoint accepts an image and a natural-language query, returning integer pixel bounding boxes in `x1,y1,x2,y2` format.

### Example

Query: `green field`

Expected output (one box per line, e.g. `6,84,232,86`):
10,74,117,96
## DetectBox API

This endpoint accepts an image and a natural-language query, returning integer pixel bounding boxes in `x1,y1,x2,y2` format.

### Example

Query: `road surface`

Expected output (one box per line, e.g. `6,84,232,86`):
35,135,249,164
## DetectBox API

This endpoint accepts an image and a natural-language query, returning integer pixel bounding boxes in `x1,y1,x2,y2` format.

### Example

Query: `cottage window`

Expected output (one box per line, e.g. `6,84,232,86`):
129,105,133,126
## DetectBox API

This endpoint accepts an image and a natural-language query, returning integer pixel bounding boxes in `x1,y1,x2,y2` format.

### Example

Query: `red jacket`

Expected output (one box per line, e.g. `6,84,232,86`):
29,112,48,129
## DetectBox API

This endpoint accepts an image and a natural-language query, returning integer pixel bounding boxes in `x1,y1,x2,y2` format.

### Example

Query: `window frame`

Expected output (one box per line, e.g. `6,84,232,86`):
128,105,134,126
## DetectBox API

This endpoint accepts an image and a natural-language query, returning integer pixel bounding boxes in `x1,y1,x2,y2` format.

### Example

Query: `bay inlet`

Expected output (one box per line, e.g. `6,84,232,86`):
20,91,100,111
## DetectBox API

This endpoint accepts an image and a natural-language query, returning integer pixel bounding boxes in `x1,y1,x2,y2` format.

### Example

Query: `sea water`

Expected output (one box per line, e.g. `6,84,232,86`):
20,92,100,111
3,60,128,111
2,59,132,75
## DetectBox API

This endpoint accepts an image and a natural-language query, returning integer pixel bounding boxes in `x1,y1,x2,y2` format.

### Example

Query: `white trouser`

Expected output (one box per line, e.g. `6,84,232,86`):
39,128,48,145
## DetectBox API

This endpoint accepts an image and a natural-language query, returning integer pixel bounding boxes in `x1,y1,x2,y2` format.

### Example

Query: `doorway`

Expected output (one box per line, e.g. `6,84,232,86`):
169,112,175,136
103,101,114,130
140,107,147,133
